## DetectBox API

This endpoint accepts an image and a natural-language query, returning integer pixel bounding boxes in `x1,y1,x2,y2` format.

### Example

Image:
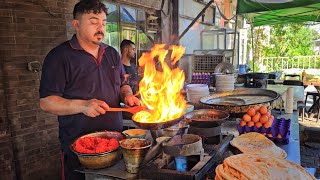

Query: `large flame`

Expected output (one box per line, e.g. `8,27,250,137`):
133,44,186,123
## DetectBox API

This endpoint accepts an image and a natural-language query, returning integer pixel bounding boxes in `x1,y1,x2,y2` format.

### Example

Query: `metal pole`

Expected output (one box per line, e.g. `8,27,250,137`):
176,0,215,44
232,15,238,66
251,24,254,72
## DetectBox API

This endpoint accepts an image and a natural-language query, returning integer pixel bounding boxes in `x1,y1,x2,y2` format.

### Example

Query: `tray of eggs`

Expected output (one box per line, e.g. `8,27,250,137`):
237,105,290,144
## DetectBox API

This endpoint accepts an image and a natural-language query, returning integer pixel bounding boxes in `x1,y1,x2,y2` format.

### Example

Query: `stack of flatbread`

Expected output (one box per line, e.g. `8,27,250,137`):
215,154,316,180
230,132,287,158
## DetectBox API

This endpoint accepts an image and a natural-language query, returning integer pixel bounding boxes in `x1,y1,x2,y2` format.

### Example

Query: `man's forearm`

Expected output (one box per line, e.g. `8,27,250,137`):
40,95,86,116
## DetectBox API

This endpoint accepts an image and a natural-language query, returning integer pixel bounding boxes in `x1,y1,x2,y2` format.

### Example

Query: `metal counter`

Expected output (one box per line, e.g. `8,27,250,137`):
221,110,300,165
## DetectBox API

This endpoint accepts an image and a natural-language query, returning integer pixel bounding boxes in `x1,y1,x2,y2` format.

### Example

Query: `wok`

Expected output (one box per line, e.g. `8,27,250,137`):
184,109,229,128
244,73,269,79
131,115,183,130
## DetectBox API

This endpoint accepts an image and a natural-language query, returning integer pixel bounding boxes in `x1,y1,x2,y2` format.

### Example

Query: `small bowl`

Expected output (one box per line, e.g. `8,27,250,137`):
185,104,194,113
123,129,147,139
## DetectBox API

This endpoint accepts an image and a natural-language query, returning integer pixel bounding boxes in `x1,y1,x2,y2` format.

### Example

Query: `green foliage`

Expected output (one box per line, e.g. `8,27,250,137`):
248,23,320,72
262,24,319,57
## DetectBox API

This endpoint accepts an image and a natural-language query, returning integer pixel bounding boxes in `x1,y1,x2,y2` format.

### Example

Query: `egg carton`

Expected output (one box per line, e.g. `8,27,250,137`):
237,118,291,144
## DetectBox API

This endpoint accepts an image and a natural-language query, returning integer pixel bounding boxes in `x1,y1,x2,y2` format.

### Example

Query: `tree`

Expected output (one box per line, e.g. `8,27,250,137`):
262,24,319,57
248,23,320,71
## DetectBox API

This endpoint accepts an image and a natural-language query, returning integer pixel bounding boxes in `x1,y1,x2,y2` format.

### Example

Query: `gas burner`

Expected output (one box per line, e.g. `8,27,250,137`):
245,79,266,88
139,135,234,180
188,126,222,144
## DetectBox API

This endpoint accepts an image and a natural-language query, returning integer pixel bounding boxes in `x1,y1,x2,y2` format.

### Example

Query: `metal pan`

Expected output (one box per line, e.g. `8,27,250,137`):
199,89,279,117
131,115,183,130
184,109,229,128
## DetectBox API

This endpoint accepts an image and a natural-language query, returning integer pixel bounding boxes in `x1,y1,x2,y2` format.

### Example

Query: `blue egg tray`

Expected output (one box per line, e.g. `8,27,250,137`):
237,117,291,144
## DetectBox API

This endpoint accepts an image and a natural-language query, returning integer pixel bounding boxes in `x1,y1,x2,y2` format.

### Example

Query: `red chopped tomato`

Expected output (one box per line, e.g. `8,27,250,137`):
73,137,119,154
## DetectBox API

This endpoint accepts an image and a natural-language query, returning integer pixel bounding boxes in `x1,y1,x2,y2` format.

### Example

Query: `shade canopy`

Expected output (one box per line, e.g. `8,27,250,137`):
237,0,320,26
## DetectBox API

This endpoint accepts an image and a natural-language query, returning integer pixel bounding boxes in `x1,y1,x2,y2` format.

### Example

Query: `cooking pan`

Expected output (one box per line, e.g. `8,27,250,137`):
184,109,229,128
200,89,279,117
131,115,183,130
244,73,269,79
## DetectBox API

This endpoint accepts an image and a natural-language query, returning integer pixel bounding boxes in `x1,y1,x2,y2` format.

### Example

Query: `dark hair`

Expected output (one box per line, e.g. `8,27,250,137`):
73,0,108,19
120,39,135,54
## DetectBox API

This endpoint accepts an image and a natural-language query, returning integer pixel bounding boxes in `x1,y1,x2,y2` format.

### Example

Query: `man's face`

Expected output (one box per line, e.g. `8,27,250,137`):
126,44,136,59
73,11,107,45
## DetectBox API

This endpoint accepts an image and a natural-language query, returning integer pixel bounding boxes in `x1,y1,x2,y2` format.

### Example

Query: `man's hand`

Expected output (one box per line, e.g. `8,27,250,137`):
123,95,140,107
82,99,109,117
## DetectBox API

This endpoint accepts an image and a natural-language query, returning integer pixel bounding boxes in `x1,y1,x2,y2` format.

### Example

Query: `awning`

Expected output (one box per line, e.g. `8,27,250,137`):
237,0,320,26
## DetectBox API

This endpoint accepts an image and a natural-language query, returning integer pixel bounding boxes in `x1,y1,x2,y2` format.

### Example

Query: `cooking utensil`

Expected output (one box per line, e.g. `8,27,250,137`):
119,138,152,174
70,131,125,169
162,134,203,157
150,120,189,139
141,125,187,166
184,109,229,128
107,106,144,114
131,115,183,130
122,129,147,139
214,62,235,74
199,89,280,117
244,73,269,79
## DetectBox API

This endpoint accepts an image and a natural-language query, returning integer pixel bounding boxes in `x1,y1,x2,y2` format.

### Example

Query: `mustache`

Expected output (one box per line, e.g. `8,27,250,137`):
94,31,104,36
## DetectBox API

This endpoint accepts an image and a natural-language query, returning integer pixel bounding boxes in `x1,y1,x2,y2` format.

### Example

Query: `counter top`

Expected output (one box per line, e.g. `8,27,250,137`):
274,111,301,165
221,110,300,164
266,84,304,102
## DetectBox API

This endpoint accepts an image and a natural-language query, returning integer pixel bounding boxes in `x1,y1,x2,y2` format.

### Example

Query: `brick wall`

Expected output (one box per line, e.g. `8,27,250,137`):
0,0,77,179
0,0,169,179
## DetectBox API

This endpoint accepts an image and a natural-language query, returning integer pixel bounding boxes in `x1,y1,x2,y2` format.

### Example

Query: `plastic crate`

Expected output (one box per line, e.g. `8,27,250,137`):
193,55,224,72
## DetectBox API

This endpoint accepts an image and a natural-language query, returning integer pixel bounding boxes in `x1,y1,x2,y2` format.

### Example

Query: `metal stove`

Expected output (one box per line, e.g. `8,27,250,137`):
139,135,233,180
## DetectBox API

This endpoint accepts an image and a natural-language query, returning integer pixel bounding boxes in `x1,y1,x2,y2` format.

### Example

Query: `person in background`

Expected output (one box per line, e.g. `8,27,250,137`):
39,1,140,179
120,39,139,95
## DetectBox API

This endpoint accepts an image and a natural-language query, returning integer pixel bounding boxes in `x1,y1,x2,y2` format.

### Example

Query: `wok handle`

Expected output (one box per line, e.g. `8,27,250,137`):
107,108,132,113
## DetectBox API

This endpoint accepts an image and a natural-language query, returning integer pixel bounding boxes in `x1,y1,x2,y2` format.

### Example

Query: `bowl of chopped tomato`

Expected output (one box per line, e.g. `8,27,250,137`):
70,131,125,169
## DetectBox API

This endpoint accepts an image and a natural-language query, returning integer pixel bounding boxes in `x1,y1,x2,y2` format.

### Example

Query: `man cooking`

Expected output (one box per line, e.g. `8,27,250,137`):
39,0,140,179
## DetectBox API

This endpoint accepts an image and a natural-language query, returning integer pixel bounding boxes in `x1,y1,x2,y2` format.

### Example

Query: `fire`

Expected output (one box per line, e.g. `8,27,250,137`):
133,44,186,123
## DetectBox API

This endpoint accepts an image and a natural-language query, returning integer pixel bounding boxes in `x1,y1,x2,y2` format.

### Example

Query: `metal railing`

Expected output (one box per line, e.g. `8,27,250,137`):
260,55,320,72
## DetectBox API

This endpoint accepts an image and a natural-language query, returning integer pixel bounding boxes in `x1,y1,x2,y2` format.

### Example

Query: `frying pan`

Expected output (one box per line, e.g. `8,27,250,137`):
184,109,229,128
131,115,183,130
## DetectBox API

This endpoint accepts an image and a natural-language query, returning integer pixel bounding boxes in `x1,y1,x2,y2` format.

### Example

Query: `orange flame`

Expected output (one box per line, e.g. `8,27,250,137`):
133,44,186,123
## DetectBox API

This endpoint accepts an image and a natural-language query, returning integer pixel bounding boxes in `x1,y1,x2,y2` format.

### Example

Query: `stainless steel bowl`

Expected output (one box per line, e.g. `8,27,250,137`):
119,138,152,174
70,131,125,169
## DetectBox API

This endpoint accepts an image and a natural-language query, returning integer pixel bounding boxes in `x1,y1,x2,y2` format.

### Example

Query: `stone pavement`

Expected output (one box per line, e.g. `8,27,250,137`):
299,118,320,178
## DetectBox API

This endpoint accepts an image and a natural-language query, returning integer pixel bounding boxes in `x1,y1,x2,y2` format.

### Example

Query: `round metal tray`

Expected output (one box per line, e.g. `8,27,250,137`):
200,89,280,117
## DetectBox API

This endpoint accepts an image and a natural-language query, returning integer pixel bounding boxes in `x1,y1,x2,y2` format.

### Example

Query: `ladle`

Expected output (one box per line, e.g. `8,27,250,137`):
106,106,144,114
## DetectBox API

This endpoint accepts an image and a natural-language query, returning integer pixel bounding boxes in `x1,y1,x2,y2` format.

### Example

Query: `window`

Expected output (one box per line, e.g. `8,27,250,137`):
104,3,119,51
120,6,137,23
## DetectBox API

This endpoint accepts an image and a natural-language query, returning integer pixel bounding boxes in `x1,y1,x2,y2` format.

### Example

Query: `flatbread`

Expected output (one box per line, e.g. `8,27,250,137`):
215,154,316,180
230,132,287,158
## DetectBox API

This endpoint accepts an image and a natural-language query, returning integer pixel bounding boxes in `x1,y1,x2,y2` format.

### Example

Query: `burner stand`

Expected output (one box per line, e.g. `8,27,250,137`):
188,126,222,144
